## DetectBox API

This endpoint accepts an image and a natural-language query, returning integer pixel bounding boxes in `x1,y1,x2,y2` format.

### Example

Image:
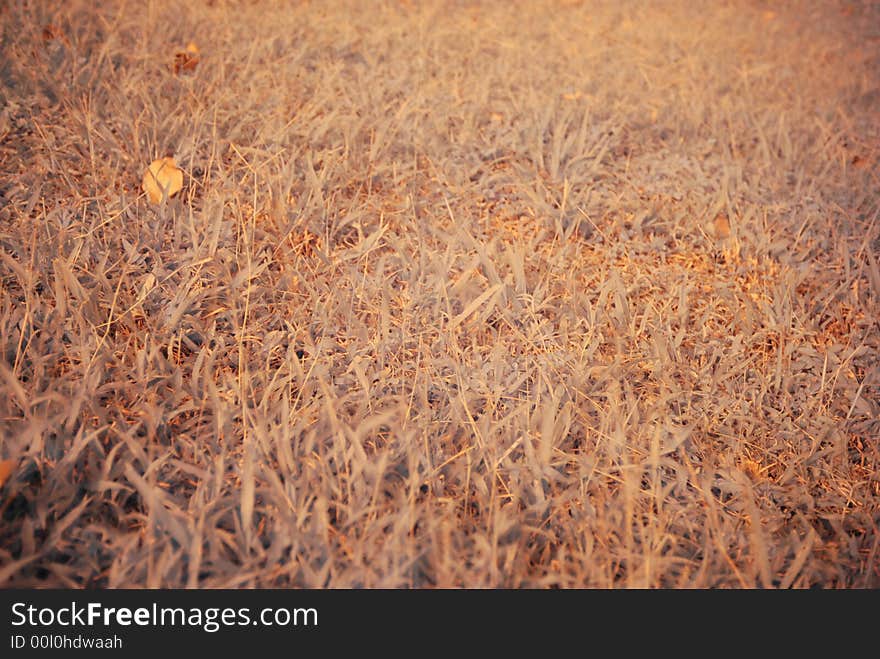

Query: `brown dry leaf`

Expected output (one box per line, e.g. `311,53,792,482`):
41,23,71,47
712,213,731,240
142,157,184,204
173,42,201,74
739,455,766,481
851,154,873,170
0,458,16,489
42,24,63,41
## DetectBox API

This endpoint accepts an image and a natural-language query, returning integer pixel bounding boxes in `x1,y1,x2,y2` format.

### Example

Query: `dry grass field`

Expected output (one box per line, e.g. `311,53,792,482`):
0,0,878,588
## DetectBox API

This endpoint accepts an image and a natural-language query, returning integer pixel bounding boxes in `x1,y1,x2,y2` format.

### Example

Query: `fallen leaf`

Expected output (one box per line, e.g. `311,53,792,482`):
851,154,872,169
0,458,16,489
712,213,731,240
42,24,63,41
173,42,201,74
142,157,184,204
41,23,71,47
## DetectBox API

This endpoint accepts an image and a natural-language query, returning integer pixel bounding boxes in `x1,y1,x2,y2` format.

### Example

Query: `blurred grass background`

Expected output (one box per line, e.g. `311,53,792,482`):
0,0,878,587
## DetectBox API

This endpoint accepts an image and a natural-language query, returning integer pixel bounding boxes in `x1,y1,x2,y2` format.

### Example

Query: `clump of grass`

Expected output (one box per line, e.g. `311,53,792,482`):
0,0,877,587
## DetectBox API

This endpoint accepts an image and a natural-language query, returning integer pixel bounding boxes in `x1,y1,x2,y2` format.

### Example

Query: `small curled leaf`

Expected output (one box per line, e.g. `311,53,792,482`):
711,213,731,240
173,42,201,74
0,458,16,489
142,157,183,204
